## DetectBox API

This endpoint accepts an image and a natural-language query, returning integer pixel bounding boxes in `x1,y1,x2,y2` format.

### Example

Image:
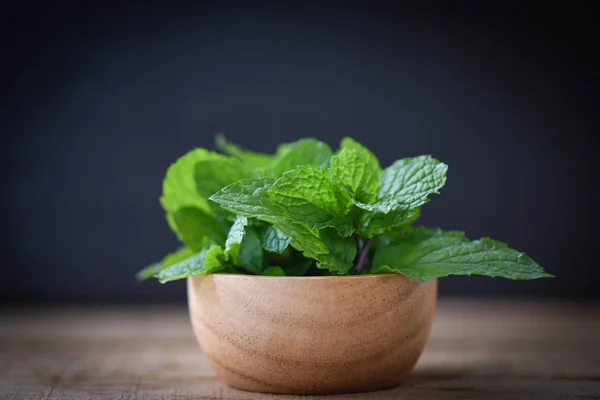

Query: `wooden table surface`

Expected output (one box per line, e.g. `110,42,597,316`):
0,300,598,400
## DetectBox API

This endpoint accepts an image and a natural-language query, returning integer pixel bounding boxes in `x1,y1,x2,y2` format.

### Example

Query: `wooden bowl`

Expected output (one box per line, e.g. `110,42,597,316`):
187,274,437,394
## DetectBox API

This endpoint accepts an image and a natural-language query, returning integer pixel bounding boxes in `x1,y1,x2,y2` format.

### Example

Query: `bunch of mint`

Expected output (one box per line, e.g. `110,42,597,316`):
137,136,552,283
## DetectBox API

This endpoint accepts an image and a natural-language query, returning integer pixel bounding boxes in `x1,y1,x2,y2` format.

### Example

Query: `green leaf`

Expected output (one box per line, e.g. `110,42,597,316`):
217,136,333,176
170,207,229,250
331,148,381,205
275,222,357,274
156,244,230,283
203,245,228,271
372,227,553,282
160,149,212,214
261,226,291,253
359,207,421,238
262,266,286,276
135,262,163,281
224,216,248,260
271,139,333,176
136,246,196,281
268,166,354,236
211,175,354,271
358,155,447,213
216,134,275,168
340,137,379,161
209,178,281,221
161,148,253,241
237,227,263,273
281,258,314,276
194,156,253,199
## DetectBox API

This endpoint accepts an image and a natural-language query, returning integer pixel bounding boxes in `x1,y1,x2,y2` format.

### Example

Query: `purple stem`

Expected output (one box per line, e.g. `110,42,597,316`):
354,239,372,274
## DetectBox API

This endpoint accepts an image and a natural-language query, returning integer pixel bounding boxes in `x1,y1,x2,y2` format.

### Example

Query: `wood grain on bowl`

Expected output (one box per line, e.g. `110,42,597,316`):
187,274,437,394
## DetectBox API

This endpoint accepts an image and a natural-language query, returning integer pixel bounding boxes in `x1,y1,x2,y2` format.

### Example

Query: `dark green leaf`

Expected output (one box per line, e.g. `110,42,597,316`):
237,227,264,273
359,207,421,237
261,226,291,253
262,266,286,276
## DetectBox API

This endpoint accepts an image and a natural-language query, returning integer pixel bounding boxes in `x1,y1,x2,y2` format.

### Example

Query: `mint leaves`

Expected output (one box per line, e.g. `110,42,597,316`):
372,228,552,282
138,136,552,283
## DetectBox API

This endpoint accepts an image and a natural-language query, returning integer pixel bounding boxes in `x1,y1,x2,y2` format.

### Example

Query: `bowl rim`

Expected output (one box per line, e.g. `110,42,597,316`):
190,273,414,281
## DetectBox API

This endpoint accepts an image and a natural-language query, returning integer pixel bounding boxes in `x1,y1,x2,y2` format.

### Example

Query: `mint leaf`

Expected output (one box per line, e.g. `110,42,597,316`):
136,246,195,281
358,155,447,213
275,222,356,274
261,226,291,253
216,134,275,169
281,258,313,276
372,227,553,282
224,216,248,260
262,266,286,276
203,245,228,271
160,149,212,214
135,262,163,281
223,216,264,273
161,149,253,242
216,136,333,176
359,207,421,238
170,207,229,250
268,166,353,236
340,137,380,161
331,148,381,205
271,139,333,176
194,156,253,199
156,244,230,283
237,227,263,273
211,174,354,271
210,178,281,221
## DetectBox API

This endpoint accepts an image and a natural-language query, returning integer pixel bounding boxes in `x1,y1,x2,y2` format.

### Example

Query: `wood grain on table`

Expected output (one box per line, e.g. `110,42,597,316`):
0,300,598,399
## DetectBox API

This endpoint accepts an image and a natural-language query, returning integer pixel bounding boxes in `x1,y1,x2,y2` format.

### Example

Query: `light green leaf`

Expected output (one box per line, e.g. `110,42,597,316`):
268,166,354,236
160,149,212,214
209,178,281,221
156,244,230,283
262,266,286,276
271,139,333,176
170,207,229,250
216,134,275,168
261,226,291,253
135,262,164,281
136,246,195,281
358,155,447,213
331,148,381,205
194,156,253,199
203,245,228,271
161,148,253,241
372,227,553,282
225,216,248,260
238,227,263,274
340,137,379,161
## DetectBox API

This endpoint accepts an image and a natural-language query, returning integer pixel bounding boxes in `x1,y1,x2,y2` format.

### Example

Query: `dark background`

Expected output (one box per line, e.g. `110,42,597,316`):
1,2,598,303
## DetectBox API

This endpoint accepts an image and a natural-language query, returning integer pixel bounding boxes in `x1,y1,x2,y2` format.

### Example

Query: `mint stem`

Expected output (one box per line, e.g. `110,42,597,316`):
354,239,372,274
